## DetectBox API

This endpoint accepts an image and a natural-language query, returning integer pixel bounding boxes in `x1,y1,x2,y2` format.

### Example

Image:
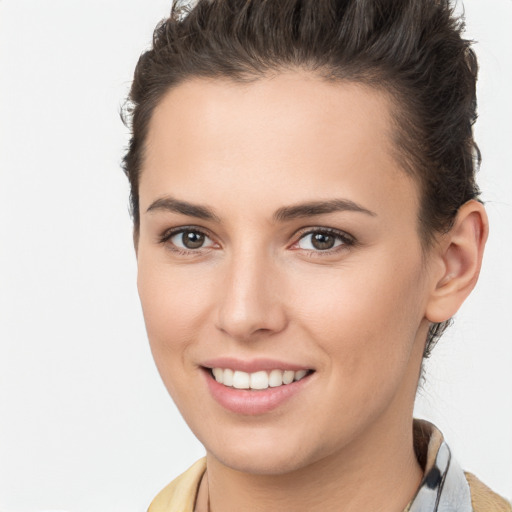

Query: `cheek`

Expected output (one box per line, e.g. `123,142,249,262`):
136,254,214,380
291,255,427,378
284,259,427,444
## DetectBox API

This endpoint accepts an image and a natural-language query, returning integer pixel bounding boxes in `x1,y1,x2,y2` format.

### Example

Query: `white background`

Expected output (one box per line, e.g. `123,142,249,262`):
0,1,511,511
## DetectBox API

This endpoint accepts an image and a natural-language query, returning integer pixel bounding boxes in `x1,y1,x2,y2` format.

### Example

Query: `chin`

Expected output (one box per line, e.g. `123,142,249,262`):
199,422,330,476
211,445,313,476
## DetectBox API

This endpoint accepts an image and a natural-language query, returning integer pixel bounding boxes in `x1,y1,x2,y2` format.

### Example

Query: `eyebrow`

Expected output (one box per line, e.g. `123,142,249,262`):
273,199,377,222
146,196,221,222
145,196,376,222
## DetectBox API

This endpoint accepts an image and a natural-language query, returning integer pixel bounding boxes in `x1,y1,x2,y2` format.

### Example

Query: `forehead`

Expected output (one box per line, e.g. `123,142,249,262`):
145,73,394,165
141,72,419,224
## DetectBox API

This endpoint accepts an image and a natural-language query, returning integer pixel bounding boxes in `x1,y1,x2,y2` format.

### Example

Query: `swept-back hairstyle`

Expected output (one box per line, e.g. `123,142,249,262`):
122,0,480,356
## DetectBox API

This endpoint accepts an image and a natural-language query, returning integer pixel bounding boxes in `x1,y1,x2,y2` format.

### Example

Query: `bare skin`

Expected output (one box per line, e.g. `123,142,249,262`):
136,72,488,511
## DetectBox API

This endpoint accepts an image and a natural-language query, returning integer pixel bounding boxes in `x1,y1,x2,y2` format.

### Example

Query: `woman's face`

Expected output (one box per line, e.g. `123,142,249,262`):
136,73,435,475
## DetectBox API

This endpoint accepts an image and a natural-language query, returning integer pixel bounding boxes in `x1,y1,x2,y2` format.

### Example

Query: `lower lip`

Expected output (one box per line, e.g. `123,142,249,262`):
203,369,312,415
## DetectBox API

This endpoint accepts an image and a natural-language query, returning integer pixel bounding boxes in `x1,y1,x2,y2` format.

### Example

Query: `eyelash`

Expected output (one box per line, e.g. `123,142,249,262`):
292,227,356,257
158,226,216,257
158,226,356,257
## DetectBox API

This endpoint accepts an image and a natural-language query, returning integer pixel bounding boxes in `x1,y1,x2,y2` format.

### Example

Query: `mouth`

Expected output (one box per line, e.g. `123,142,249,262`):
207,367,314,390
201,363,315,415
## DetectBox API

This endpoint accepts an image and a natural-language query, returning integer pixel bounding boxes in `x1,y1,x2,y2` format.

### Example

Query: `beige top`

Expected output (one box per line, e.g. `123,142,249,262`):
148,421,511,512
148,458,206,512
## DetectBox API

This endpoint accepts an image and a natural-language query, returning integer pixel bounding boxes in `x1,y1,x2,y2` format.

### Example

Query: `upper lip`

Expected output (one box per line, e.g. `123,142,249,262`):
200,357,313,373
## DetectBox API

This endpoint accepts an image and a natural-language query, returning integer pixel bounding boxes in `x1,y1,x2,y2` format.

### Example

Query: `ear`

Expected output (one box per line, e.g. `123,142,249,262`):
425,200,489,323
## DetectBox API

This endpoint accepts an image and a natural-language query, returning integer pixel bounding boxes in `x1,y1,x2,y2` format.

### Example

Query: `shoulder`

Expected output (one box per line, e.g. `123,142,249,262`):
147,458,207,512
466,472,512,512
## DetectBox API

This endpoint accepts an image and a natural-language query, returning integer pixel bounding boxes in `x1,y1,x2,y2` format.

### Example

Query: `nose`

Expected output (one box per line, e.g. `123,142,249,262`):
215,248,288,342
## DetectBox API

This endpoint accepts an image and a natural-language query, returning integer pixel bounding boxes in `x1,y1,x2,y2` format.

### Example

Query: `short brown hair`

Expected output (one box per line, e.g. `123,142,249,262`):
122,0,481,356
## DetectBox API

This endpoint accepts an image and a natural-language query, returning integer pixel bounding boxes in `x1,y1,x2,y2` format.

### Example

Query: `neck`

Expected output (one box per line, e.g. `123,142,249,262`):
203,413,423,512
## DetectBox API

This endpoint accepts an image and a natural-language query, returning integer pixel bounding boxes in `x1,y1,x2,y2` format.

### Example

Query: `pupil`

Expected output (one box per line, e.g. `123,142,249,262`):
183,231,205,249
312,233,334,250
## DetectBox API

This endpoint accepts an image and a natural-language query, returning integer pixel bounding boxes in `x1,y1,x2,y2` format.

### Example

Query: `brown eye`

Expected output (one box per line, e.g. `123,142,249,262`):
169,229,214,250
297,230,350,252
311,233,335,250
182,230,205,249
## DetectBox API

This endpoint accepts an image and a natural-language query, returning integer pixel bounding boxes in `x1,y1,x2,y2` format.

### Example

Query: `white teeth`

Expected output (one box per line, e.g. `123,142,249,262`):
223,368,234,387
282,370,295,385
233,370,250,389
211,368,310,389
212,367,224,384
268,369,283,387
250,371,269,390
294,369,308,381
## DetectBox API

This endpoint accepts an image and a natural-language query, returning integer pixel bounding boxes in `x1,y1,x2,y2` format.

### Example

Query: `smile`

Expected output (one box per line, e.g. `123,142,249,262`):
211,368,311,390
203,363,315,415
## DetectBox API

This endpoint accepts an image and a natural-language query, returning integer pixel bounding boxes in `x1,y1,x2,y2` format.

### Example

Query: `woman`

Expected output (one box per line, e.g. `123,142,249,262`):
122,0,511,510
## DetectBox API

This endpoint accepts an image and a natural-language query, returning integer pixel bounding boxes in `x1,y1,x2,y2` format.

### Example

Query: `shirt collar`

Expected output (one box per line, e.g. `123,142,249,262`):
407,420,473,512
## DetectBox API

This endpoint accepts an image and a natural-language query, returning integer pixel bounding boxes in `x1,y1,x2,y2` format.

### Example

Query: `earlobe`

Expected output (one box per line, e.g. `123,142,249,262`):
425,200,489,323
